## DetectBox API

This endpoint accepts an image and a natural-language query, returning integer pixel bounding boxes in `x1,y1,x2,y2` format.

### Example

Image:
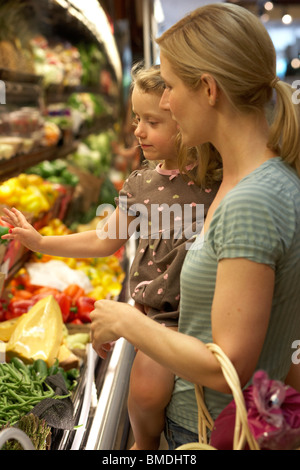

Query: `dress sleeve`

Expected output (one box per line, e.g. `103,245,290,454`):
210,182,295,268
115,170,141,215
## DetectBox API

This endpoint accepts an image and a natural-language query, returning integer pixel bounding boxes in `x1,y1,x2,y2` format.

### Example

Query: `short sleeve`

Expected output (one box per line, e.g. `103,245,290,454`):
115,170,142,215
209,183,295,268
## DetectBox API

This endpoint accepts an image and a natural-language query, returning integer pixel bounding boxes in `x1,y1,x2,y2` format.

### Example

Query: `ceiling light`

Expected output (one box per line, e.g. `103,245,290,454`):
282,14,293,25
264,2,274,11
291,58,300,69
260,13,270,23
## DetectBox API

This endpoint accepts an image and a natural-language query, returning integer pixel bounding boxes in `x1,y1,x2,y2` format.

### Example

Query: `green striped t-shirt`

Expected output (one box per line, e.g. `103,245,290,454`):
166,157,300,434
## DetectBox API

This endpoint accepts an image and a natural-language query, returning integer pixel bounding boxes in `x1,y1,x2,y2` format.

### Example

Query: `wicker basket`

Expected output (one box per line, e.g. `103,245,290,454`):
176,343,260,451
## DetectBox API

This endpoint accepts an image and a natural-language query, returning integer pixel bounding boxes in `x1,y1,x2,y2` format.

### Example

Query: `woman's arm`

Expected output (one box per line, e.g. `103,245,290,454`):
285,362,300,393
211,258,274,388
1,206,134,258
90,257,275,393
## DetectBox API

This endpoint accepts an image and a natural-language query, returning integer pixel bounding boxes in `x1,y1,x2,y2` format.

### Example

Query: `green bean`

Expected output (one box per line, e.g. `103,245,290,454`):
0,360,71,427
2,364,21,381
7,389,26,404
0,373,11,381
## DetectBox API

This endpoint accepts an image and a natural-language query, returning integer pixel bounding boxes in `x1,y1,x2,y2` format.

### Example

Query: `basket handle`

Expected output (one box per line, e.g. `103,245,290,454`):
176,343,260,450
203,343,259,450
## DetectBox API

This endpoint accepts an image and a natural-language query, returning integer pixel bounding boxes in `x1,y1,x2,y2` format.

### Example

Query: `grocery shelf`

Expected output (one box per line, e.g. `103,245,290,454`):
0,142,78,182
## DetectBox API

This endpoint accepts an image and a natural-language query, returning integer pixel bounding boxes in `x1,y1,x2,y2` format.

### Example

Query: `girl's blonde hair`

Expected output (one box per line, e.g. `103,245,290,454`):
156,3,300,177
131,62,222,187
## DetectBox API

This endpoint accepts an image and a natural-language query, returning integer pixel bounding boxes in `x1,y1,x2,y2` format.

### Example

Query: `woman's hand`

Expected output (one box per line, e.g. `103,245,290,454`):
1,207,43,252
90,298,224,389
90,299,134,358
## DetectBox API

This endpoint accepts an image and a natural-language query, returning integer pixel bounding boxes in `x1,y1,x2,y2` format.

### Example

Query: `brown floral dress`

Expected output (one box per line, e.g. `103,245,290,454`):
117,163,219,326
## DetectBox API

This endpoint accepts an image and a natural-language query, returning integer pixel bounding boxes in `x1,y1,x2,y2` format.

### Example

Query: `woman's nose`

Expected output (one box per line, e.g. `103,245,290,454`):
159,89,170,111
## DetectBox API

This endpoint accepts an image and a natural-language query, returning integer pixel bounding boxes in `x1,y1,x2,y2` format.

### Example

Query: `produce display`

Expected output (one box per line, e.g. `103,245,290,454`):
43,92,112,141
0,93,114,161
0,293,90,363
0,293,83,431
67,93,111,126
0,173,59,216
0,224,10,244
77,43,107,87
0,208,124,322
0,1,117,163
34,217,125,300
2,274,95,324
0,0,125,450
1,414,51,450
0,2,35,74
67,129,117,176
0,2,115,91
31,35,83,87
0,359,72,427
27,159,79,187
0,108,45,160
1,250,124,325
5,295,64,365
41,121,61,147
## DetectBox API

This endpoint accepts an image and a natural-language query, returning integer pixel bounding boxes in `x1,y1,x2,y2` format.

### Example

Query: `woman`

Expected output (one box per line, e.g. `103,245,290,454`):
90,3,300,449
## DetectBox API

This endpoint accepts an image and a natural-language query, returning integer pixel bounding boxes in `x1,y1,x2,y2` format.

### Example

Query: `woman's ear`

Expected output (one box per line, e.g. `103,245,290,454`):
201,74,219,106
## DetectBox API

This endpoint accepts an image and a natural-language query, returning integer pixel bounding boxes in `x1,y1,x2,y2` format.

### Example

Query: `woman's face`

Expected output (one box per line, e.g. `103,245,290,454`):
159,53,211,147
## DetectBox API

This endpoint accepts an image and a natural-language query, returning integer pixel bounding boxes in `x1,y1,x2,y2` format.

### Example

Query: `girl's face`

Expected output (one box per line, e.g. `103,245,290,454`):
159,54,210,147
132,86,179,169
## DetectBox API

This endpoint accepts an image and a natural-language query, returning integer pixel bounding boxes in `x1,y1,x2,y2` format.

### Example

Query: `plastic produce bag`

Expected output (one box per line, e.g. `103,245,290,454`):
26,259,93,292
210,370,300,450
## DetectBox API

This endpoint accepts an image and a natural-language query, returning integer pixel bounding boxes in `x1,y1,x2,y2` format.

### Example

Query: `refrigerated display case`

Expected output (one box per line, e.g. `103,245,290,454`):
47,236,135,451
51,238,136,451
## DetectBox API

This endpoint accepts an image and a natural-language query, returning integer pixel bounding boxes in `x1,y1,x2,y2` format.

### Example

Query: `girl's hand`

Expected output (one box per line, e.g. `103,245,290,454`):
1,207,43,252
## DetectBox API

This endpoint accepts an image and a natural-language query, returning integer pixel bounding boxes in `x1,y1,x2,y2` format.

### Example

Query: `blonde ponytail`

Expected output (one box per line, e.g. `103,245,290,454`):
268,81,300,176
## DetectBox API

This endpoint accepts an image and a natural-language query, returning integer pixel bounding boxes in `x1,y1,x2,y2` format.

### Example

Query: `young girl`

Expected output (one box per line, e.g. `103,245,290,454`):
89,3,300,450
2,64,221,450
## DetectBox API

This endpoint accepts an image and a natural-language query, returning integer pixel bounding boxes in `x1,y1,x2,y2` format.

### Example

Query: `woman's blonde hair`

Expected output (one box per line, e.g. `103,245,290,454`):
156,3,300,177
130,62,222,187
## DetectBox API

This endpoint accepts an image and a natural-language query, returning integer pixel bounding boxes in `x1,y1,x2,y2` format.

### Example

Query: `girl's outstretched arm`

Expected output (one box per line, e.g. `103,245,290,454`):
1,206,133,258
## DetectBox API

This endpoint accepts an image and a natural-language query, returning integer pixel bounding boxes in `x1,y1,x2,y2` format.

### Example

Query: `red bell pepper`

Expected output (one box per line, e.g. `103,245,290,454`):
75,297,95,323
9,272,32,294
0,298,8,322
70,318,83,325
54,292,71,323
5,299,35,320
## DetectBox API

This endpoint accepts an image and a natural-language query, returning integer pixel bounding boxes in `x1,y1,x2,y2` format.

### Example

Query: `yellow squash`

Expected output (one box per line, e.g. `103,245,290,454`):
0,316,23,342
6,295,63,366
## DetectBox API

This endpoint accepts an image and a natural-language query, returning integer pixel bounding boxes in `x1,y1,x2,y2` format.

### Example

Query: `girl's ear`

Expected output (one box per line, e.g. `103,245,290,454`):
201,74,219,106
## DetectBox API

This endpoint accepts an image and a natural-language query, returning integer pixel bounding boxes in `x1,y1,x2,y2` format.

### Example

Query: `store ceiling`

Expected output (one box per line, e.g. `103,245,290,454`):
227,0,300,25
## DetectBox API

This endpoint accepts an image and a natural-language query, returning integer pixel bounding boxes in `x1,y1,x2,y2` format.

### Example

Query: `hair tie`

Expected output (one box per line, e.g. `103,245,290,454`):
270,76,280,88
